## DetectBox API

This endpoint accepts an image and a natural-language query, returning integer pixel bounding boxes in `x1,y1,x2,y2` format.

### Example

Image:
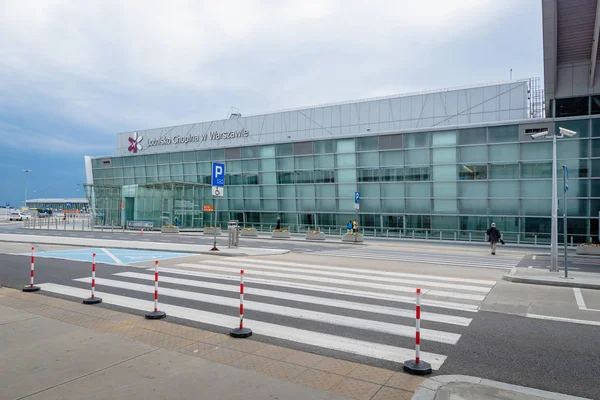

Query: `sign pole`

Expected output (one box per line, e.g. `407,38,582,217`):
211,196,218,251
563,166,568,279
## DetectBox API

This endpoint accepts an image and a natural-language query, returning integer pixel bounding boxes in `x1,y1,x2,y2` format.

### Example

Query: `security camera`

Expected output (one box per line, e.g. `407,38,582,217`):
530,131,548,139
558,127,577,137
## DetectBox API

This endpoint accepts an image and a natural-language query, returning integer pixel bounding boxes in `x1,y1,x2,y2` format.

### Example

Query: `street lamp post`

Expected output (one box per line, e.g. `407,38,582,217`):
23,169,32,208
530,127,577,272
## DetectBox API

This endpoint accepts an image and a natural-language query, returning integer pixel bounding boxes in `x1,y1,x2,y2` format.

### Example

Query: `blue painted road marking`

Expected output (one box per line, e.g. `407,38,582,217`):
33,248,192,265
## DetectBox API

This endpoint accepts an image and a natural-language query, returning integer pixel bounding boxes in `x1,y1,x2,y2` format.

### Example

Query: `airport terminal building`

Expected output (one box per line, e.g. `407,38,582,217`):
84,75,600,243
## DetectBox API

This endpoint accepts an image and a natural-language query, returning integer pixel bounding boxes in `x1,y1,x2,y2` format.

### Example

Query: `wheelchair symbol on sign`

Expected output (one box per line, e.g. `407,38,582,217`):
214,188,221,196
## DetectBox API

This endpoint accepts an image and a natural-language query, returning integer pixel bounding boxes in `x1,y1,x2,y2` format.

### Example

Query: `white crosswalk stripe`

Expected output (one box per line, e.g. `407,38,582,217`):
39,257,498,370
311,248,520,269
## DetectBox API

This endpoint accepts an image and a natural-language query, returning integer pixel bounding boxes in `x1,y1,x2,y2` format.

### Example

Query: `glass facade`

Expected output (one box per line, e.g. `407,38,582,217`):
88,117,600,244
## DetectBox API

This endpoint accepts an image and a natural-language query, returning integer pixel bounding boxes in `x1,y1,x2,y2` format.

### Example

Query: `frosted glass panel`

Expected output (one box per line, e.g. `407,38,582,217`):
336,169,356,183
433,183,457,197
489,181,518,197
459,181,487,197
490,144,519,162
315,155,335,169
358,152,379,167
406,182,430,197
432,148,456,164
521,142,552,160
433,199,458,213
360,183,380,197
336,154,356,168
433,165,456,181
381,183,404,197
459,146,488,163
521,181,551,198
380,151,404,166
406,149,430,165
432,131,457,147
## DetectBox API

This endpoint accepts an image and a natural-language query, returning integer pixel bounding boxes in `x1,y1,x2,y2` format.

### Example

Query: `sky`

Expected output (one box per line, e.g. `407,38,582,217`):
0,0,544,207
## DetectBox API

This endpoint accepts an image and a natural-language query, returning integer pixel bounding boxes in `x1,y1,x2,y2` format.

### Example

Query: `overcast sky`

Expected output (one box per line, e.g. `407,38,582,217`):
0,0,543,205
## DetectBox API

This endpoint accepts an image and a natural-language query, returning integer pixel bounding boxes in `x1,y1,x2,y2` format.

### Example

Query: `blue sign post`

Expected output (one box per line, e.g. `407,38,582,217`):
5,202,10,208
355,192,360,203
563,165,569,278
211,162,225,251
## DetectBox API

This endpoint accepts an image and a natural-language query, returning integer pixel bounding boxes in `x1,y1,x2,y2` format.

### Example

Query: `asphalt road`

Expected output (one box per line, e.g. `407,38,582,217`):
0,252,598,398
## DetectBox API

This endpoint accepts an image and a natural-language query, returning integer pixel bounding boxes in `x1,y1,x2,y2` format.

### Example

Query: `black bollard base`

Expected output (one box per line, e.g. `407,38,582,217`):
230,327,252,338
22,285,40,292
83,297,103,305
403,359,432,376
145,310,167,320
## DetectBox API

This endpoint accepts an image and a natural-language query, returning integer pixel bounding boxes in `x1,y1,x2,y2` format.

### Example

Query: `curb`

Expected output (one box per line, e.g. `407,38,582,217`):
502,272,600,290
412,375,590,400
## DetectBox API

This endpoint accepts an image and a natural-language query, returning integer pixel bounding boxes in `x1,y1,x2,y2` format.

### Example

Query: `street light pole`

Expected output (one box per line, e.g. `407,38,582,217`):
23,169,32,208
550,135,558,272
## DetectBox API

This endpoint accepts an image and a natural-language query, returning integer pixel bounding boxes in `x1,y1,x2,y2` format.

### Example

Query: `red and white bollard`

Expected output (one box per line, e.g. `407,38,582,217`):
403,288,432,375
145,260,166,319
23,246,40,292
230,269,252,338
83,253,102,304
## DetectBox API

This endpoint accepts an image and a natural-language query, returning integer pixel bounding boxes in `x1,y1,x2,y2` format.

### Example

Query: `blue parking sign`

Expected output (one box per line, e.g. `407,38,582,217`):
212,163,225,187
355,192,360,203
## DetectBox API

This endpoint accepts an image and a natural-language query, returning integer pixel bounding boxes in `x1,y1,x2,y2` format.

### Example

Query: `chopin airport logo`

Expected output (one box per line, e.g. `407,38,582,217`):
128,132,143,153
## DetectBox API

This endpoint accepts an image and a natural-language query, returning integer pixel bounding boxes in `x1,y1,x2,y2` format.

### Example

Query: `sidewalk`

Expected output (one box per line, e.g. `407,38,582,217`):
0,288,588,400
503,267,600,290
0,234,289,257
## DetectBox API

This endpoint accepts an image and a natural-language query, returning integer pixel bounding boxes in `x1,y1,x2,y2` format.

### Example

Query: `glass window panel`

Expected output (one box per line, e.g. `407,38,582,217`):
460,199,487,214
488,181,519,197
337,184,357,198
197,162,210,174
593,119,600,137
261,185,277,198
406,182,430,197
458,165,487,180
381,183,404,198
556,119,589,138
358,152,379,167
520,181,552,198
228,186,243,197
357,136,379,151
227,160,242,173
278,185,295,197
406,149,430,165
260,158,276,171
557,159,589,178
242,146,258,159
315,155,335,169
158,165,169,178
315,170,335,183
295,171,313,183
211,149,224,161
489,125,519,143
294,141,313,155
196,150,210,162
243,159,259,171
145,155,157,165
378,134,403,150
521,162,552,178
276,172,294,184
459,181,487,197
490,144,519,162
432,199,458,214
145,166,157,177
381,168,404,182
261,199,278,211
337,199,356,212
432,130,457,147
277,157,294,170
489,163,519,179
113,168,123,178
406,199,430,213
276,143,293,156
112,158,122,167
259,145,275,157
225,147,241,159
134,166,145,178
357,169,379,182
170,153,183,162
316,184,335,197
359,183,380,197
380,151,404,166
405,167,430,181
459,145,487,163
296,185,315,198
432,148,456,164
361,198,381,212
183,163,196,175
592,139,600,157
433,165,456,181
337,138,355,153
592,159,600,177
521,199,550,215
433,183,457,197
459,127,487,145
382,198,405,213
244,186,260,198
244,173,259,185
157,154,169,164
183,152,196,162
314,140,335,154
170,164,183,176
134,156,145,166
490,199,519,214
226,174,243,185
317,198,336,210
521,142,552,160
565,199,588,217
555,97,588,117
295,156,314,170
336,169,356,183
557,139,589,159
405,132,430,148
245,198,260,209
336,154,356,168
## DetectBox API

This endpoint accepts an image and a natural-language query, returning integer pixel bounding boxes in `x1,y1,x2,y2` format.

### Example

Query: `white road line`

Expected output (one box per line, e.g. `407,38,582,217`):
176,263,487,301
206,261,491,293
100,248,123,265
155,267,480,312
226,258,497,286
316,249,523,262
532,255,537,260
526,313,600,327
574,288,587,310
112,272,472,326
39,283,447,369
75,277,462,344
312,253,514,269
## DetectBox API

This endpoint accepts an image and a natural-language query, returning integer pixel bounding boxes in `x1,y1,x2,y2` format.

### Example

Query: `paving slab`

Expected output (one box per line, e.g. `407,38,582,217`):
503,267,600,290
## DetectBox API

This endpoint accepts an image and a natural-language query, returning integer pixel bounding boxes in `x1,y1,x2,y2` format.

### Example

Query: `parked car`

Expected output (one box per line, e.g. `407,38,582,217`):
9,212,30,221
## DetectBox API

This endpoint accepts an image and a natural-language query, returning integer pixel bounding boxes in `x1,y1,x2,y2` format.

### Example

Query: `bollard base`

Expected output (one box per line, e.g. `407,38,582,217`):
210,246,219,251
403,360,432,376
145,310,167,320
83,297,103,305
230,327,252,338
22,285,40,292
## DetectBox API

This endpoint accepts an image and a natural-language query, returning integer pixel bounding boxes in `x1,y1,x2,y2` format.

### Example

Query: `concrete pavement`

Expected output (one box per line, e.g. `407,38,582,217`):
503,267,600,290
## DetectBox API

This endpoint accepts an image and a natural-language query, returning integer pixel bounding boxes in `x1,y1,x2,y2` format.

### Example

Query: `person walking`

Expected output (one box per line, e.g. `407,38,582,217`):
352,219,358,234
486,222,502,255
347,220,353,233
275,217,281,231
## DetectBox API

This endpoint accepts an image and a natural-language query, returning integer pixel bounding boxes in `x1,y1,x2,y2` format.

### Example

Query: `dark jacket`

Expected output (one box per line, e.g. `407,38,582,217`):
487,227,501,242
275,219,281,230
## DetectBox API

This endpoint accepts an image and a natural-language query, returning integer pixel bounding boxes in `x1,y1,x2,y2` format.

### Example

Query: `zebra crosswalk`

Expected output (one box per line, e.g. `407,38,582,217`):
38,257,498,370
310,247,521,269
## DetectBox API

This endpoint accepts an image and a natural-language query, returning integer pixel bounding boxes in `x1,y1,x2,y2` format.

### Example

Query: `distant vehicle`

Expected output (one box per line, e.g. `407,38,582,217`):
9,212,30,221
37,210,51,218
